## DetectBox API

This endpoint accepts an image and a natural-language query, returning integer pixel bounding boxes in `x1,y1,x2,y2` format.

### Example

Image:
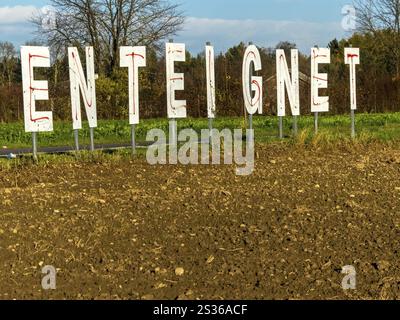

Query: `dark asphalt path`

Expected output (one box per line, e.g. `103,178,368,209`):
0,142,153,158
0,139,212,158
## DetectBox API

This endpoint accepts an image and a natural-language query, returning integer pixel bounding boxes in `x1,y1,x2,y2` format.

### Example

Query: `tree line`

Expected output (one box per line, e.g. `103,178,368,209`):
0,0,400,122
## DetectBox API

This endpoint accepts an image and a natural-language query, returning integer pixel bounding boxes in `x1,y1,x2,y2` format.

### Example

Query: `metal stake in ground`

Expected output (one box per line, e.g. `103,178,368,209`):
279,116,283,139
170,118,177,143
74,129,79,151
131,124,136,154
314,112,319,134
249,113,254,143
351,110,356,138
169,118,178,164
249,113,253,138
293,115,298,136
208,118,213,142
32,132,38,161
89,127,95,151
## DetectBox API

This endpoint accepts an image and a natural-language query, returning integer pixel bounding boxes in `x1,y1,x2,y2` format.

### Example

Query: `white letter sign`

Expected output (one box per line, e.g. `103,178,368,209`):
166,43,187,119
206,45,216,119
120,46,147,125
276,49,300,117
68,47,97,130
311,47,330,113
345,48,360,111
242,45,263,115
21,46,53,133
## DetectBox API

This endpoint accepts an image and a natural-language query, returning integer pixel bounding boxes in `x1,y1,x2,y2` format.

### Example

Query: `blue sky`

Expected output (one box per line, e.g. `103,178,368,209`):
0,0,352,53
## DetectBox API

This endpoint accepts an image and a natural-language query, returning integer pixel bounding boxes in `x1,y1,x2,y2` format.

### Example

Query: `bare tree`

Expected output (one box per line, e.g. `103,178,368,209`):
354,0,400,76
32,0,184,75
355,0,400,33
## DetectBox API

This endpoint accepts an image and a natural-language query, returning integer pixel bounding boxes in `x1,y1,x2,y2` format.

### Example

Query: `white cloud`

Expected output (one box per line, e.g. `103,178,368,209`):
0,5,39,25
177,17,346,54
0,5,46,46
0,6,346,53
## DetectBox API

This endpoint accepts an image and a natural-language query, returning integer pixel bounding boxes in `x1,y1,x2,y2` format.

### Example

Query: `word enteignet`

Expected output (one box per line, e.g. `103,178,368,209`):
20,43,360,134
18,42,360,175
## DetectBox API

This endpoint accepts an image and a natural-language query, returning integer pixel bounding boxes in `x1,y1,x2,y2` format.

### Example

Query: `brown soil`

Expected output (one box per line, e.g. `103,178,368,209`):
0,143,399,300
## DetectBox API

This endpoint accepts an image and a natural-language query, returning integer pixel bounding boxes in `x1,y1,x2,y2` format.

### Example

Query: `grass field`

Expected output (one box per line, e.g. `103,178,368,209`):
3,112,400,150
